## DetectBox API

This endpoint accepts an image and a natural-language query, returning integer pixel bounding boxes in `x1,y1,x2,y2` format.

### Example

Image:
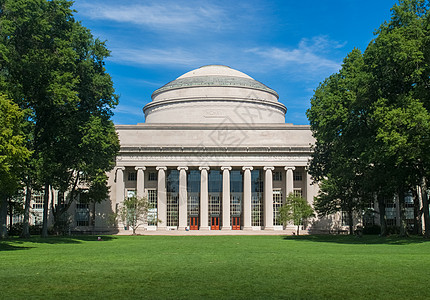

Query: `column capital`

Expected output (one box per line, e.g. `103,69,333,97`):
263,166,275,171
221,166,232,171
177,166,189,171
199,166,210,171
284,166,296,171
242,166,253,171
156,166,167,171
134,166,146,171
115,166,125,172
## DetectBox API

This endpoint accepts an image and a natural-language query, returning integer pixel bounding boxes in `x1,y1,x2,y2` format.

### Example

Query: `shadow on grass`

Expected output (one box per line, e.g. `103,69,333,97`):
282,234,430,245
0,235,117,249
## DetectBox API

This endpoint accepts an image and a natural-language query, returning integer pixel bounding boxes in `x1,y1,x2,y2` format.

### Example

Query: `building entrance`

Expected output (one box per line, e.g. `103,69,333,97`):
189,217,199,230
232,216,241,230
211,217,220,230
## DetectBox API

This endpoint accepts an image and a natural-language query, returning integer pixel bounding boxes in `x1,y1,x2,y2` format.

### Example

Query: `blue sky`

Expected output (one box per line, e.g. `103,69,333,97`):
73,0,399,125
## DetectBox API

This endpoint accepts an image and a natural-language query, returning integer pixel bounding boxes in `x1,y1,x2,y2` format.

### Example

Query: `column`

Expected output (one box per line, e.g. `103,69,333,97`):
156,167,167,230
115,167,125,205
221,166,232,230
199,167,210,230
242,166,253,230
135,166,146,199
264,167,275,230
285,166,295,196
178,167,188,230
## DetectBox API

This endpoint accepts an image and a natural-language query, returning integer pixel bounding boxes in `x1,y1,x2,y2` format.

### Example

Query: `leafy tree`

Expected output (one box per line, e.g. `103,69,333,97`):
0,94,31,238
0,0,119,237
279,194,314,235
117,196,152,235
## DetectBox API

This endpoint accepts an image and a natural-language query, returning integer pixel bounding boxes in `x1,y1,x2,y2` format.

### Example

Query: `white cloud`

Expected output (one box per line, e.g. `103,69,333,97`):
77,1,225,32
246,36,343,75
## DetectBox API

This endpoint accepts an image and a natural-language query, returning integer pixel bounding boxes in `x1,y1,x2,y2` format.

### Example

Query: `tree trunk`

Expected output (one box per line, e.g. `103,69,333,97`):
41,183,50,238
413,188,422,235
421,179,430,239
377,194,388,236
0,195,8,239
8,198,13,233
296,224,300,236
398,189,408,237
20,183,32,238
348,209,354,235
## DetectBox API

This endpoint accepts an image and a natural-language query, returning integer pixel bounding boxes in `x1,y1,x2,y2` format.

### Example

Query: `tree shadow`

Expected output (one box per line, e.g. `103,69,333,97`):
0,242,34,251
282,234,430,245
1,235,117,248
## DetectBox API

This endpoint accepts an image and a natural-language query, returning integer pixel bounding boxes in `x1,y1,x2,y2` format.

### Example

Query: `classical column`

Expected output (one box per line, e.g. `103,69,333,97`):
156,167,167,230
115,167,125,206
221,166,232,230
242,166,253,230
135,166,146,199
178,167,188,230
264,167,275,230
199,167,210,230
285,166,295,196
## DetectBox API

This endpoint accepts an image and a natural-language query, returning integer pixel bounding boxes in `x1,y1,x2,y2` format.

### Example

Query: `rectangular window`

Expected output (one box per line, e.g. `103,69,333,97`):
293,171,302,181
127,190,136,199
293,189,303,198
341,211,350,226
208,170,222,226
251,170,263,226
148,172,158,181
273,189,282,226
128,172,137,181
166,169,179,227
147,189,157,226
273,171,282,181
187,170,200,223
76,202,90,227
32,192,44,210
230,170,243,218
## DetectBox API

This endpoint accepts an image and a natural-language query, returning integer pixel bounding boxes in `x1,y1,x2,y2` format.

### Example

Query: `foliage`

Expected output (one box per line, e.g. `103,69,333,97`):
117,196,152,235
306,0,430,237
279,193,314,235
0,0,119,237
0,94,31,238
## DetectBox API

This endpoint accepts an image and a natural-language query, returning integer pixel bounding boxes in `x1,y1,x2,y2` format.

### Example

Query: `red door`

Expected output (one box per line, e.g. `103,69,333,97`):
211,217,220,230
190,217,199,230
232,217,241,230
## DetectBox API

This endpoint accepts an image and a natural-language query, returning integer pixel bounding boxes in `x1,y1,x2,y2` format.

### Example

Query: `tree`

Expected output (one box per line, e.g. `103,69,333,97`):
0,94,31,238
117,196,152,235
279,194,314,235
0,0,119,237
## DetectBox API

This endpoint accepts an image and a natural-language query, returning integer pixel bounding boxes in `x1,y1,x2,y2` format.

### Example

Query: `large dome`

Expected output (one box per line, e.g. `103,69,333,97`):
143,65,287,124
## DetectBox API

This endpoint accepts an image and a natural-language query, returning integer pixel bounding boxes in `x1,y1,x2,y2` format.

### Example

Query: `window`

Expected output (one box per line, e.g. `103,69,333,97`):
32,192,44,210
147,189,157,226
293,171,302,181
208,170,222,226
293,189,303,198
76,202,90,226
148,172,157,181
166,169,179,227
341,211,350,226
187,170,200,221
127,190,136,199
251,170,263,226
273,171,282,181
230,170,243,218
128,171,137,181
273,189,282,226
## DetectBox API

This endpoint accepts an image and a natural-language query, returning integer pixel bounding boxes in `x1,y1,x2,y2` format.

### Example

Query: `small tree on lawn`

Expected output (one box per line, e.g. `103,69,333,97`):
117,196,150,235
279,193,314,235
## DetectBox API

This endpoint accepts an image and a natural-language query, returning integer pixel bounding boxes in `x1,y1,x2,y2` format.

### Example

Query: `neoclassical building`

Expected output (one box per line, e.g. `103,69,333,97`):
102,65,321,233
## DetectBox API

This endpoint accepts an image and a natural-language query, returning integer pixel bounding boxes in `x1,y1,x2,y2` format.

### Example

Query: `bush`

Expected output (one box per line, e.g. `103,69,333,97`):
8,223,42,236
363,224,381,235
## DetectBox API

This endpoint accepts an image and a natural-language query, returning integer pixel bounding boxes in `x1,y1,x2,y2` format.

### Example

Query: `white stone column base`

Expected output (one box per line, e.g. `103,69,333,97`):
221,226,231,231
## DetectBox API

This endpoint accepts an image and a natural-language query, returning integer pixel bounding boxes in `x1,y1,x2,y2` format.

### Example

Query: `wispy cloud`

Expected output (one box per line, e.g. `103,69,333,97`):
247,36,343,75
77,1,225,32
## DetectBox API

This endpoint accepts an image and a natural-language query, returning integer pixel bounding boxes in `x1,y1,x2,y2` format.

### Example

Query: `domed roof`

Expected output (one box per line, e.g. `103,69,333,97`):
152,65,278,99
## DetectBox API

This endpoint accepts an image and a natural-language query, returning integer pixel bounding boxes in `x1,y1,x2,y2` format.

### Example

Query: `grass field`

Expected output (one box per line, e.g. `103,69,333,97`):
1,235,430,299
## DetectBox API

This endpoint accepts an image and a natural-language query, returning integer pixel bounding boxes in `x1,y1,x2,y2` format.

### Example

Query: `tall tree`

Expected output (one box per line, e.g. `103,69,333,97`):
0,94,30,238
0,0,119,237
279,194,314,235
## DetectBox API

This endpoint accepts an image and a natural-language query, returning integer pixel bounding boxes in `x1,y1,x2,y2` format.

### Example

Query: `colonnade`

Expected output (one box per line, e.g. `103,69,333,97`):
115,165,304,230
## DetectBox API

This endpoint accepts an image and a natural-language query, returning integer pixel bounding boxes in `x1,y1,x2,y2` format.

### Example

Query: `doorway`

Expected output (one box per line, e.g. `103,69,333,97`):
211,217,220,230
232,216,241,230
189,217,199,230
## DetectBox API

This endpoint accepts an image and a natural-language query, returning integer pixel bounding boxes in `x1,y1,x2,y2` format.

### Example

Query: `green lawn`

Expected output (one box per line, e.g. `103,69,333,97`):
1,235,430,299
